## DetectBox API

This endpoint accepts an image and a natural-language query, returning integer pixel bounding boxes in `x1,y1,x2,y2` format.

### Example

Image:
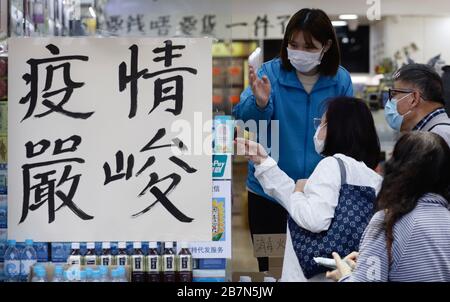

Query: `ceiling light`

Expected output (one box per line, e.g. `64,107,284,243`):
339,14,358,20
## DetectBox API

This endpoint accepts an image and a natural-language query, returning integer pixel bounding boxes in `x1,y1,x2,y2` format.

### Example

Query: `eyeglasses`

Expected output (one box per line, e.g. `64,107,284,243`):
388,88,415,101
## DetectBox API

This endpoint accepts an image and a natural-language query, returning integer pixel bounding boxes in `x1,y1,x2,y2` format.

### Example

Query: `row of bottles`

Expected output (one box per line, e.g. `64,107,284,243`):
67,241,193,282
67,242,116,266
3,239,37,282
31,264,128,282
132,241,193,282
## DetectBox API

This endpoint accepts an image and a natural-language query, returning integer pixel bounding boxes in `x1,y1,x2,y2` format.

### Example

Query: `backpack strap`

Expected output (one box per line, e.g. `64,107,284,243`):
334,156,347,186
428,123,450,131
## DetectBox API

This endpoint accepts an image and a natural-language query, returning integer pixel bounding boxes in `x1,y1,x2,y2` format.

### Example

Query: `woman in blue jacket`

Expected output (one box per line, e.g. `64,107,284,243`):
233,8,353,271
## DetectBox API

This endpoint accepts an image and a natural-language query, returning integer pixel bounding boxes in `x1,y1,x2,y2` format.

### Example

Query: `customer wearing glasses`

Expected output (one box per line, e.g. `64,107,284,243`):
385,63,450,146
237,97,382,282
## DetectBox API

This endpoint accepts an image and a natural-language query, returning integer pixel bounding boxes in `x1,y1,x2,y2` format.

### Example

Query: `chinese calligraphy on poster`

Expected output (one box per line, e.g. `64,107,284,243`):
8,37,212,242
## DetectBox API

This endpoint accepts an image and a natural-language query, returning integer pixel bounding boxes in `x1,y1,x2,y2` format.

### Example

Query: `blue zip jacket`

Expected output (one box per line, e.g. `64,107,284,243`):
233,58,353,203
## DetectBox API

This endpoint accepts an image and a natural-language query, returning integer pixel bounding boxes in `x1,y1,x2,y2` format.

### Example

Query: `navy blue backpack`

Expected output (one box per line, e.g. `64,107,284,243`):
288,157,376,279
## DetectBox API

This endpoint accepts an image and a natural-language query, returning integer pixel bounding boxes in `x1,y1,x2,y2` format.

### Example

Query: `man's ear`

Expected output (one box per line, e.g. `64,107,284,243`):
411,90,422,108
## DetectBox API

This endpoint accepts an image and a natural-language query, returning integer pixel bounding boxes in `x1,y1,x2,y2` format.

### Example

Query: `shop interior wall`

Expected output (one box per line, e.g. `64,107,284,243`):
370,16,450,73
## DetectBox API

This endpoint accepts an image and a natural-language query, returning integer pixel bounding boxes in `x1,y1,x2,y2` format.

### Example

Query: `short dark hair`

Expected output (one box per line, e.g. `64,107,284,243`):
322,97,381,169
376,131,450,263
393,63,445,104
280,8,341,76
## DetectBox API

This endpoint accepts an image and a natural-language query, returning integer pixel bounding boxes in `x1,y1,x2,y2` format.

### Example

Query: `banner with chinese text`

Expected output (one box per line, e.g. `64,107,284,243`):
8,37,212,242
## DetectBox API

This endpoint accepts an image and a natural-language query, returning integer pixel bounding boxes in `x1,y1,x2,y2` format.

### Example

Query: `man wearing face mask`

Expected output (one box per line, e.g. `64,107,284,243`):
385,63,450,146
233,8,353,272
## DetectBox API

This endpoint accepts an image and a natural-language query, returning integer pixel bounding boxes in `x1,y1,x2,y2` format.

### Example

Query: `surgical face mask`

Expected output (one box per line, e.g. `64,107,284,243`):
384,93,413,131
287,47,323,73
314,123,326,154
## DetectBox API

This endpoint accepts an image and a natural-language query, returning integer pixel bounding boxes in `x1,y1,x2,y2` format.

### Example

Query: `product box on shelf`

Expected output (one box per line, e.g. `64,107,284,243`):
196,258,227,270
34,242,49,262
192,269,226,282
51,242,71,262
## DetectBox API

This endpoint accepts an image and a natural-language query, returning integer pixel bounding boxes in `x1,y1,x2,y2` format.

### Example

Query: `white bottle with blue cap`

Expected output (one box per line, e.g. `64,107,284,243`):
20,239,37,282
31,264,45,282
99,265,109,282
4,240,21,282
33,266,47,282
52,265,64,282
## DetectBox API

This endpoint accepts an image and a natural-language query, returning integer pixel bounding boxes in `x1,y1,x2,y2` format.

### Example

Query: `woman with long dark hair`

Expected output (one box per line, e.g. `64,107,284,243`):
238,97,381,281
329,131,450,282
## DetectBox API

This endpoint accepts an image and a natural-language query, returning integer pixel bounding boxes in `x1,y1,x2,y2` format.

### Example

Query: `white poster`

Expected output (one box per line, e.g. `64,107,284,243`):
8,37,212,242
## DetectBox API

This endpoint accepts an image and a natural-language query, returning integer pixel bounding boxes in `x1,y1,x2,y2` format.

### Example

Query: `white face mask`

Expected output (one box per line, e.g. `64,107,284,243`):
287,47,323,73
313,123,326,154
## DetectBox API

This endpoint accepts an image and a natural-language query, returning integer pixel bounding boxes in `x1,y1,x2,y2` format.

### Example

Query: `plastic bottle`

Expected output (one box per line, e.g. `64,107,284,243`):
117,266,127,282
31,264,45,282
146,241,161,282
33,267,47,282
116,242,129,266
84,267,93,282
162,241,176,282
52,265,64,282
100,242,112,266
92,270,101,282
20,239,38,282
111,268,126,282
4,240,21,282
110,269,119,282
99,265,109,282
84,242,98,266
176,242,193,282
131,242,145,282
79,270,87,282
68,242,81,265
63,270,70,282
